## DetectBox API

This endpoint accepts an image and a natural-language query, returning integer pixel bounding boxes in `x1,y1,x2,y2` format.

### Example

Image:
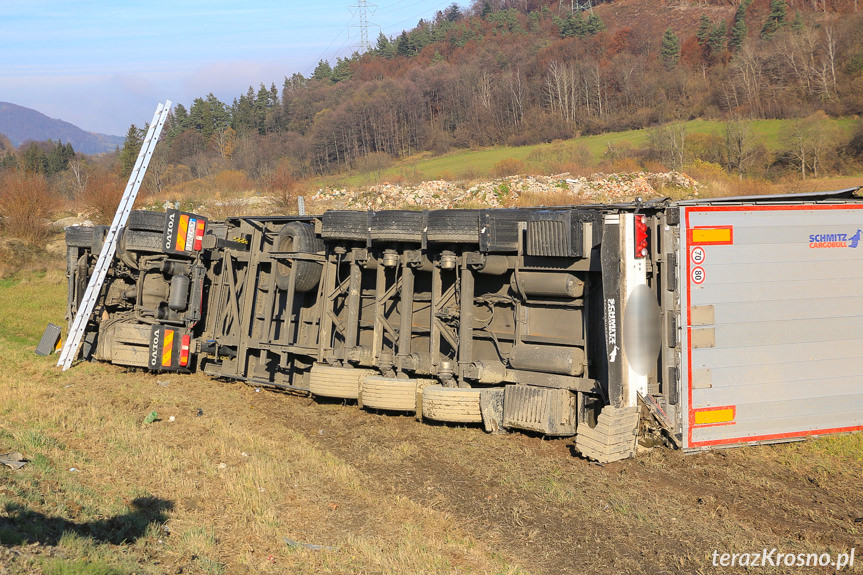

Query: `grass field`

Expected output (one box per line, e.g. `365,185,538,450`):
0,252,862,574
320,118,861,189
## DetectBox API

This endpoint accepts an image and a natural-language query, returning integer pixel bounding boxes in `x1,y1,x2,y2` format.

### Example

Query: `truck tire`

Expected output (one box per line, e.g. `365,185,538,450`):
273,222,324,293
426,210,480,243
370,211,424,243
360,376,417,411
309,364,376,399
421,385,483,423
123,229,163,254
65,226,94,248
320,211,369,241
127,210,166,232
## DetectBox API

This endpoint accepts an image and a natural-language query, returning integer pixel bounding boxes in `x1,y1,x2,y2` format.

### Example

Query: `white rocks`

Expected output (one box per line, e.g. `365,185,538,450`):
309,171,699,210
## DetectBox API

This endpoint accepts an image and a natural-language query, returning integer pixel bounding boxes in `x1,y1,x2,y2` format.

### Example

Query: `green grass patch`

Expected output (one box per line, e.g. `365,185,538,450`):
317,117,859,188
40,559,132,575
0,270,66,347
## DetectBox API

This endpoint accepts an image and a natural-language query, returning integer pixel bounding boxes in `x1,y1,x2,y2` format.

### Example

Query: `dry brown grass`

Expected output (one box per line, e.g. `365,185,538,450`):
0,269,524,574
685,160,782,198
211,169,254,195
494,158,527,178
516,187,583,207
2,250,861,575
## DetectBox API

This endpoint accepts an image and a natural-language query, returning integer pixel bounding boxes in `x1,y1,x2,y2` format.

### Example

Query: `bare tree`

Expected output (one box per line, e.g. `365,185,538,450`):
781,111,840,179
725,118,758,179
824,26,838,94
650,122,687,171
68,158,89,199
506,68,526,127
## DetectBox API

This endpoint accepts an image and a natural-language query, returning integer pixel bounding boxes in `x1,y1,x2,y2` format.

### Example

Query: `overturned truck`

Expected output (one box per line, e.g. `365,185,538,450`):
65,189,863,462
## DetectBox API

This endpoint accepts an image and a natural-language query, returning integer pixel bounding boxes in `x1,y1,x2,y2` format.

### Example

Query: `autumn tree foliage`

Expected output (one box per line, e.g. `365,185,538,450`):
133,0,862,184
0,169,58,242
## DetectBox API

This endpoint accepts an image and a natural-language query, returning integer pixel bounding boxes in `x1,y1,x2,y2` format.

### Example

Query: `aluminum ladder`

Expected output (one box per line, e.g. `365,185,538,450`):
57,101,172,370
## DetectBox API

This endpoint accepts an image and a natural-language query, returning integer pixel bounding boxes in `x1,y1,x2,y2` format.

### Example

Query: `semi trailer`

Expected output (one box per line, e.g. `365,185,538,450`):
63,188,863,462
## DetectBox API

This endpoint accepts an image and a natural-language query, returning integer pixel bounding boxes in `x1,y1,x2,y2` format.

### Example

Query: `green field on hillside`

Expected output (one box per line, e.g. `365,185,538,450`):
323,117,859,188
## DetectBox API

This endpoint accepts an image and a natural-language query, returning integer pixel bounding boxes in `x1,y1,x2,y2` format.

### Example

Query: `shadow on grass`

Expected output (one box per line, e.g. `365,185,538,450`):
0,496,173,546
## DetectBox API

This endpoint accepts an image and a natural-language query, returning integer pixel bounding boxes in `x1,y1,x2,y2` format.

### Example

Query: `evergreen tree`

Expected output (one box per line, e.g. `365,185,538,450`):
21,144,47,174
396,31,413,56
232,87,257,134
0,152,18,172
444,3,461,22
255,84,271,134
761,0,787,39
332,57,353,82
729,2,749,52
46,140,74,175
660,28,681,70
173,102,189,128
375,32,395,58
696,14,712,45
708,21,727,59
585,13,605,35
311,59,333,81
168,103,190,140
791,10,804,33
119,125,144,179
559,13,586,38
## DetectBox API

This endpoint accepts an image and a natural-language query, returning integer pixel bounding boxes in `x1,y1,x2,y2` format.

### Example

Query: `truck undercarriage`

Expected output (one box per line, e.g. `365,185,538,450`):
64,189,863,461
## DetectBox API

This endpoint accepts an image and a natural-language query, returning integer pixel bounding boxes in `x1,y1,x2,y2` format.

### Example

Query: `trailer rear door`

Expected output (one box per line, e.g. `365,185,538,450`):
679,202,863,449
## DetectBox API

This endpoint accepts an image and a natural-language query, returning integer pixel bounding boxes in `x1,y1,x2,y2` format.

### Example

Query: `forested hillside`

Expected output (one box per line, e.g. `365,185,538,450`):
1,0,863,236
150,0,863,179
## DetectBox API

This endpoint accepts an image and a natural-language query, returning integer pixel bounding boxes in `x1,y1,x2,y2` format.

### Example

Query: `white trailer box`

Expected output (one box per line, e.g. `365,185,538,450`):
677,195,863,449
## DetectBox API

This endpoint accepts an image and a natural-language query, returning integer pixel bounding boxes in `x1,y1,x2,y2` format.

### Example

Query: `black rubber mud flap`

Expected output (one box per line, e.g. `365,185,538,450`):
148,325,192,372
163,209,207,256
600,217,624,408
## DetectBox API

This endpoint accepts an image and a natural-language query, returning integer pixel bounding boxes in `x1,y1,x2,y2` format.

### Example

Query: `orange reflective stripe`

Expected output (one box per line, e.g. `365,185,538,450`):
693,406,736,426
176,215,189,251
162,329,174,366
689,226,733,245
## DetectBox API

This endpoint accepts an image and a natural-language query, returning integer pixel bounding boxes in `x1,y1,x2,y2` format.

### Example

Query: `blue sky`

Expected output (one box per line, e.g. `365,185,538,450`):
2,0,455,136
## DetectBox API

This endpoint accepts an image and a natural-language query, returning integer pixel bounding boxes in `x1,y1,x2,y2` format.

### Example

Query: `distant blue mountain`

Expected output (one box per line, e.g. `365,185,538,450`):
0,102,124,155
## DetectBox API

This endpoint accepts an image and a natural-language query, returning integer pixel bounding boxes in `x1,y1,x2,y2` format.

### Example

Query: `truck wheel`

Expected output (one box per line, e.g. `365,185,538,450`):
360,376,417,411
273,222,323,293
127,210,166,232
370,211,424,243
426,210,481,243
309,364,376,399
320,211,369,241
123,229,163,254
421,385,483,423
65,226,94,248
